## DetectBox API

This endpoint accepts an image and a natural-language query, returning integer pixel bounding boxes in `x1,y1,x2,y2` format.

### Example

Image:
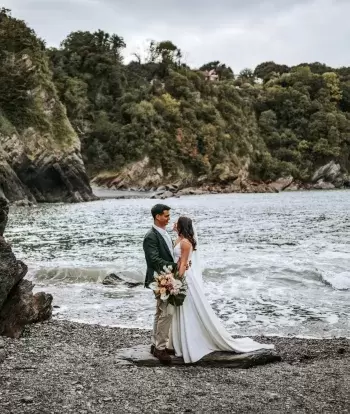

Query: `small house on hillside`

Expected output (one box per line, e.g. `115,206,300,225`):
204,69,219,81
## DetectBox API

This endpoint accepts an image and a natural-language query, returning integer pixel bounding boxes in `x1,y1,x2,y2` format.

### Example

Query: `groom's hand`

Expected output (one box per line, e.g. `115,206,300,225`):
185,260,192,270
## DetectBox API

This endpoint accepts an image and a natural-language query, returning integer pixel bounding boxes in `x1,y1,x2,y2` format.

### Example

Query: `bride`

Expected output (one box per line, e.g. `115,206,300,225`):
169,216,274,363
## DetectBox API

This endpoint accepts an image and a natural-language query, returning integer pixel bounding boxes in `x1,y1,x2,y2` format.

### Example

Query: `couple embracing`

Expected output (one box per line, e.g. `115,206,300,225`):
143,204,274,365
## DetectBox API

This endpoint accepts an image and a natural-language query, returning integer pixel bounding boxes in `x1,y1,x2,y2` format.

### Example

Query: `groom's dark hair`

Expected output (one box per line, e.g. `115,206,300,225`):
151,204,171,219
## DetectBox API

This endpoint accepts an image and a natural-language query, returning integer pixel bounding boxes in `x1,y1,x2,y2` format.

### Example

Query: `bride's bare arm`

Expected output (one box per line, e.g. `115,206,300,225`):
178,240,191,277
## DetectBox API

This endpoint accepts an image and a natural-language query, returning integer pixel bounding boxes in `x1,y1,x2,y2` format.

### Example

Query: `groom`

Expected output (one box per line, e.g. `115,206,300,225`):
143,204,177,365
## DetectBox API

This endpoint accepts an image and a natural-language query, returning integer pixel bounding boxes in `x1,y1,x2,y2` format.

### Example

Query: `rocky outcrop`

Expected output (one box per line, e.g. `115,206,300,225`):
0,123,97,204
311,161,349,189
102,273,142,288
270,176,294,192
92,157,350,199
0,24,96,204
0,194,52,338
92,156,194,191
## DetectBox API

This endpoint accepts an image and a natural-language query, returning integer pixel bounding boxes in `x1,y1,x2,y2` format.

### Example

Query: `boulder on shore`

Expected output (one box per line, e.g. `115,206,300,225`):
0,191,52,339
102,273,142,288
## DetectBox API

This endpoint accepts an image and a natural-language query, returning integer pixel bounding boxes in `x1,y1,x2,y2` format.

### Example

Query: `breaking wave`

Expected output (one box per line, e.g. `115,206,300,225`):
319,271,350,291
28,266,144,285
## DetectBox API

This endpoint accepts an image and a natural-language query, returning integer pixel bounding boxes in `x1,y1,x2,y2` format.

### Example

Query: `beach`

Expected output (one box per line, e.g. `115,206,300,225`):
0,320,349,413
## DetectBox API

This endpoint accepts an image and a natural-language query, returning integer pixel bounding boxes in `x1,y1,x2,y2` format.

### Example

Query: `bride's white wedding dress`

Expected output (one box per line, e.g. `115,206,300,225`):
170,241,274,363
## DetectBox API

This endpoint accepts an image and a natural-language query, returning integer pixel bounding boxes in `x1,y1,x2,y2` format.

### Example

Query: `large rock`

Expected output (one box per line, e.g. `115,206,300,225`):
270,176,294,192
115,344,281,368
313,180,335,190
177,187,206,196
0,195,52,338
0,130,97,204
0,32,96,204
312,161,341,184
102,273,142,288
151,190,174,200
92,156,195,191
0,280,52,338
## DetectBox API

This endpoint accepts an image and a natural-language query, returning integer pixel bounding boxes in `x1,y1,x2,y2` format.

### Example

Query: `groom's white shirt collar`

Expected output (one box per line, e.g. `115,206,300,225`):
153,224,174,260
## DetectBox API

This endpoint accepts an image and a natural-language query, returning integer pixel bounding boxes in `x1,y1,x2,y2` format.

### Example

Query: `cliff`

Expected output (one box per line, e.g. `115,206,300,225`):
0,9,96,203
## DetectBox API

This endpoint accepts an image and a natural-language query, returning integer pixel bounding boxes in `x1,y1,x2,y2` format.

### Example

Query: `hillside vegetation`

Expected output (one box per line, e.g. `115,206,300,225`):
2,8,350,191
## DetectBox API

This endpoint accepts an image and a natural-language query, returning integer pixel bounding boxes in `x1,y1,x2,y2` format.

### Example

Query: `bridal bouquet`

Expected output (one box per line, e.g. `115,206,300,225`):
150,265,187,307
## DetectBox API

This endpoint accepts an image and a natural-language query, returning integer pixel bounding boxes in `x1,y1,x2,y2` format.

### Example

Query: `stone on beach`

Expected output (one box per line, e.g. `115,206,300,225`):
115,344,281,367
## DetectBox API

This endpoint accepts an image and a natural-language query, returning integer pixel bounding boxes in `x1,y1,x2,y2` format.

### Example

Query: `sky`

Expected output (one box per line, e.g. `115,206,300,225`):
3,0,350,73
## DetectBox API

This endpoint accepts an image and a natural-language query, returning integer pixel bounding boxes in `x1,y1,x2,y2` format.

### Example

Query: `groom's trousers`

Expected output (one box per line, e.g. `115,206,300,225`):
152,299,173,350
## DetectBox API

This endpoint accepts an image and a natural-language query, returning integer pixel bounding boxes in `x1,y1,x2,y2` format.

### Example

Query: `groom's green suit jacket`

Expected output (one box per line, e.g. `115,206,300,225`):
143,227,176,287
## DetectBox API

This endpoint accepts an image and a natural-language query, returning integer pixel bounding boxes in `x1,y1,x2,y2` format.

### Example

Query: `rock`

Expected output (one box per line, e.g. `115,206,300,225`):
165,184,178,192
284,182,300,192
150,190,174,200
312,161,341,183
239,180,277,194
92,157,197,192
0,195,52,338
13,199,34,207
313,180,335,190
344,175,350,188
0,70,96,204
115,344,281,368
270,176,294,192
102,273,124,285
159,191,174,200
21,396,34,404
212,163,239,183
0,189,9,236
0,336,5,363
197,175,208,184
266,392,280,401
102,273,142,288
0,280,53,338
177,187,205,196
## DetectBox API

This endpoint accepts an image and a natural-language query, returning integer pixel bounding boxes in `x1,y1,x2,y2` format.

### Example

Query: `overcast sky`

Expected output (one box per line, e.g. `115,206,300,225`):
3,0,350,73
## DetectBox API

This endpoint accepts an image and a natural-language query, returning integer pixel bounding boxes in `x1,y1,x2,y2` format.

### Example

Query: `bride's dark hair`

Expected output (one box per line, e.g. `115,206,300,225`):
177,216,197,250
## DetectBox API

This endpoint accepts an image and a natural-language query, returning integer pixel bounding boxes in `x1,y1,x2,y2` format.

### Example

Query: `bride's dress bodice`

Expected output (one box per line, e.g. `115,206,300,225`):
174,241,192,263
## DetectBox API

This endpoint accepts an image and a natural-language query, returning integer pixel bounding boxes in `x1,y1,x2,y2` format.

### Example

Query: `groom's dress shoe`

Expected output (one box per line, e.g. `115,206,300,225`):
151,344,175,356
153,348,172,365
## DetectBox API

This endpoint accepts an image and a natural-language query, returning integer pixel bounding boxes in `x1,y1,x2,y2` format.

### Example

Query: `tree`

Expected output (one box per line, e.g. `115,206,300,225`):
254,61,290,83
148,40,182,66
237,68,255,84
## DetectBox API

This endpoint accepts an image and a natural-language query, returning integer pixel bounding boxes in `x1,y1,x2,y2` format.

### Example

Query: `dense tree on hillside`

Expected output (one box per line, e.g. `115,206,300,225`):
1,9,350,184
0,8,46,128
254,61,290,83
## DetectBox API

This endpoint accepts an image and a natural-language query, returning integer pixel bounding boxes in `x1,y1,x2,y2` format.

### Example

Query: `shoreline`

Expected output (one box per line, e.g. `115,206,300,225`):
1,319,349,413
59,317,350,341
92,186,350,201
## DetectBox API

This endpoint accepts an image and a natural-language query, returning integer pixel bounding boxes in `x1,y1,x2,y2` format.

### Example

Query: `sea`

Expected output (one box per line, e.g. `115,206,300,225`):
6,190,350,338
